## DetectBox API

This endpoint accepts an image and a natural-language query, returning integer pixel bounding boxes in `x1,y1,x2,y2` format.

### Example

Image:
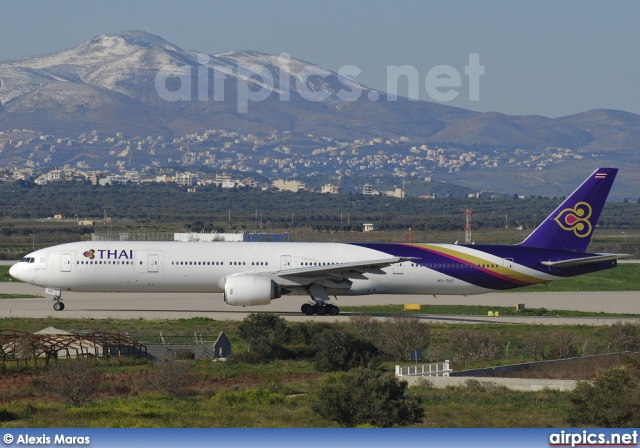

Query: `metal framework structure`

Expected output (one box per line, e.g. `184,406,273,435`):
464,209,472,244
0,329,147,370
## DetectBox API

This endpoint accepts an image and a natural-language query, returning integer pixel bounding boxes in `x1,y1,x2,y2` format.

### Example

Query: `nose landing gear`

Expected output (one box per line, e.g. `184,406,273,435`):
52,295,65,311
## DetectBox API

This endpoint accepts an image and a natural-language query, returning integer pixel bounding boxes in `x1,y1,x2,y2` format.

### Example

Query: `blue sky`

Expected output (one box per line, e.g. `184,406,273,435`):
1,0,638,118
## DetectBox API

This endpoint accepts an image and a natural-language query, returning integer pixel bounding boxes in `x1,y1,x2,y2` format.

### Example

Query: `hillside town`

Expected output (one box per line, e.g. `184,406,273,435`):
0,127,601,196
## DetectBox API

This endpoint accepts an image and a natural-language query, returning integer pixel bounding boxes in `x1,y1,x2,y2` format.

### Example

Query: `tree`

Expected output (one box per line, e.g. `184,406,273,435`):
378,315,430,360
313,368,423,427
42,359,101,406
313,327,379,371
237,313,289,362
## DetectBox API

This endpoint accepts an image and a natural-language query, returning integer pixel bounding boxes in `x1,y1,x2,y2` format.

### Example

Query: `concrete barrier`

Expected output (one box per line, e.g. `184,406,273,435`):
402,376,579,391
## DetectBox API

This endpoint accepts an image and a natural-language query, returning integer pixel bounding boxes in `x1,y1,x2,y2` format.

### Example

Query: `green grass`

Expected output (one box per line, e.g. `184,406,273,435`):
0,266,18,282
0,294,42,299
413,385,571,427
339,303,640,318
0,370,573,428
518,263,640,292
0,317,632,428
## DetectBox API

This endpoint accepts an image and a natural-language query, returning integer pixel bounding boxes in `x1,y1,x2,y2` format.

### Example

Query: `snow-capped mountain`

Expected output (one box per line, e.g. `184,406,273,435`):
0,30,639,153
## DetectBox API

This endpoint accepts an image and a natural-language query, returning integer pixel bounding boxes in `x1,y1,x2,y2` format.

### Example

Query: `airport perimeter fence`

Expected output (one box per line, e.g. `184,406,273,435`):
91,232,174,241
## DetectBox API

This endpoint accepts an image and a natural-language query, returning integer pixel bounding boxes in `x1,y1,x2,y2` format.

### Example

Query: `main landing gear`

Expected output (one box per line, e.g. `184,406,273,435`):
301,284,340,316
52,295,65,311
301,302,340,316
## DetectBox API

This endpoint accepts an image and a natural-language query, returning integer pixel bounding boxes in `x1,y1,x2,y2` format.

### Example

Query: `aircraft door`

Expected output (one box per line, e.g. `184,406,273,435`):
61,254,72,272
148,254,159,273
393,261,404,274
280,255,291,270
503,258,514,276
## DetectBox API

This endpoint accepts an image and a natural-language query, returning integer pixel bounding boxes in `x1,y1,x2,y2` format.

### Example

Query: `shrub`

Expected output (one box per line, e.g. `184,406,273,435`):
238,313,289,362
42,358,101,406
581,337,600,356
449,329,501,367
523,332,546,360
0,408,17,422
568,356,640,427
149,359,194,398
313,368,423,427
549,330,578,359
174,349,196,360
313,327,379,371
610,321,640,352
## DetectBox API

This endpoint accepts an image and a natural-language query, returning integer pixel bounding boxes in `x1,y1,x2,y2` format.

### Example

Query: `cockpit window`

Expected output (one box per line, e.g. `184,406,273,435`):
19,257,35,263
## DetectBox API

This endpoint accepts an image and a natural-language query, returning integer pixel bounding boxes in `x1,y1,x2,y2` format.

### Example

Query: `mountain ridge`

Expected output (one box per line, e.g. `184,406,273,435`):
2,30,638,150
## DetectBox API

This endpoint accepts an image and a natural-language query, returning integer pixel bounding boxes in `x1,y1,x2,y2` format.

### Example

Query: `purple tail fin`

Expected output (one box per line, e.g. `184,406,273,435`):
519,168,618,252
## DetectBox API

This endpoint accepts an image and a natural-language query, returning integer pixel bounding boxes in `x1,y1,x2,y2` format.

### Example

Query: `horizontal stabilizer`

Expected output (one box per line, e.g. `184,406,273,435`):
540,254,630,268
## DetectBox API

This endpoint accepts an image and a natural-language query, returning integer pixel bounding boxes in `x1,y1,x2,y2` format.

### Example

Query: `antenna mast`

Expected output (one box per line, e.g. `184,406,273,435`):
464,209,472,244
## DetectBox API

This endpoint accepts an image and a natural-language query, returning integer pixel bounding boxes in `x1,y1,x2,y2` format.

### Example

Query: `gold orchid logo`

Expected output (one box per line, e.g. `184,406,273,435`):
553,202,593,238
83,249,96,259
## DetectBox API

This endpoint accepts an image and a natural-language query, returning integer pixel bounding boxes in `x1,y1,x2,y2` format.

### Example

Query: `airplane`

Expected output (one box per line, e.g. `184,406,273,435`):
9,167,625,315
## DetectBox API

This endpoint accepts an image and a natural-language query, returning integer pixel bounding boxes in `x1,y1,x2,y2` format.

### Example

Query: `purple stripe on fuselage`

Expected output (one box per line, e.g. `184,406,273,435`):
348,243,615,291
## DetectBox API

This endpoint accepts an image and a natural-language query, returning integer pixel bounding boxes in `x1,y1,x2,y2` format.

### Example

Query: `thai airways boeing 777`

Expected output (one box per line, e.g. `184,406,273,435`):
10,168,623,315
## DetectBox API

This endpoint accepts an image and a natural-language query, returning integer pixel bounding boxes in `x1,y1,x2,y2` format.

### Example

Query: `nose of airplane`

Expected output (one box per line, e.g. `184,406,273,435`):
9,263,19,279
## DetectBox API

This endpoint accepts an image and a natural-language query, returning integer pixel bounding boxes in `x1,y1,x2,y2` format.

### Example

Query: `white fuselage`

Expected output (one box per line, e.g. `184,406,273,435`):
10,241,516,297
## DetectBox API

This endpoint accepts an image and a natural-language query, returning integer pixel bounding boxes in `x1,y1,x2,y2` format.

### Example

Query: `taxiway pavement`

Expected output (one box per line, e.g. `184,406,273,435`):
0,282,638,325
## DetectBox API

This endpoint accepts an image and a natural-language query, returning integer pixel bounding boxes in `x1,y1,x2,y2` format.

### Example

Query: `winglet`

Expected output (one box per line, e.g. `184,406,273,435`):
519,168,618,252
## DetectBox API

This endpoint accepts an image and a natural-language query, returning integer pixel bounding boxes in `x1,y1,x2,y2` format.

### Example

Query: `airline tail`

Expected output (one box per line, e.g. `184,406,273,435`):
519,168,618,252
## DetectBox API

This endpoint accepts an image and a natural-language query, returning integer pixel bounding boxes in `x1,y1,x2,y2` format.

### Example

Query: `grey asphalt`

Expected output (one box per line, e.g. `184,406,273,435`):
1,281,638,325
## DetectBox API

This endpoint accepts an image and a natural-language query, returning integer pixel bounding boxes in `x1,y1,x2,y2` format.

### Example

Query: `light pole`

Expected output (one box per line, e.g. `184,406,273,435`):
29,233,34,250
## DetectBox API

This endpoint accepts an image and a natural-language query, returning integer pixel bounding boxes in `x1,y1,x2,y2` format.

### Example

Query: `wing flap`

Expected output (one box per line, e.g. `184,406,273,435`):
274,257,415,278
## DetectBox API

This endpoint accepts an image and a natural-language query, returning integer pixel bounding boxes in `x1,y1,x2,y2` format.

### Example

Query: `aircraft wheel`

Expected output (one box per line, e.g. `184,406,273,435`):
328,305,339,316
317,306,327,316
302,304,314,315
53,302,64,311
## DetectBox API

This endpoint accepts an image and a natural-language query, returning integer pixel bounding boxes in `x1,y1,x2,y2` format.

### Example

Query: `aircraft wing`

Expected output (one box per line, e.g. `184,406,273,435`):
540,254,630,268
273,257,416,278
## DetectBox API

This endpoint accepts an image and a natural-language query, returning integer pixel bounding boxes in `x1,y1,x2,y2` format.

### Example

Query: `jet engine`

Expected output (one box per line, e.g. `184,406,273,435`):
223,275,283,306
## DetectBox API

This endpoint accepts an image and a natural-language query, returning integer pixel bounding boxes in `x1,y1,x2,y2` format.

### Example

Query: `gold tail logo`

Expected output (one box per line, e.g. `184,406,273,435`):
553,202,593,238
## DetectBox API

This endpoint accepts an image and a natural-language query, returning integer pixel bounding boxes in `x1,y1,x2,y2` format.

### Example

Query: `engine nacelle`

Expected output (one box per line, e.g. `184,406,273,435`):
223,275,282,306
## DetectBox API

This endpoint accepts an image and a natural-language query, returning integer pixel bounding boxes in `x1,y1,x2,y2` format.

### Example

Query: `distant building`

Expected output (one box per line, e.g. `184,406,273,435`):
383,188,404,198
321,184,340,194
362,184,379,195
174,232,291,242
174,172,197,186
363,223,378,232
221,180,236,188
90,171,108,186
272,179,304,193
35,169,66,185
